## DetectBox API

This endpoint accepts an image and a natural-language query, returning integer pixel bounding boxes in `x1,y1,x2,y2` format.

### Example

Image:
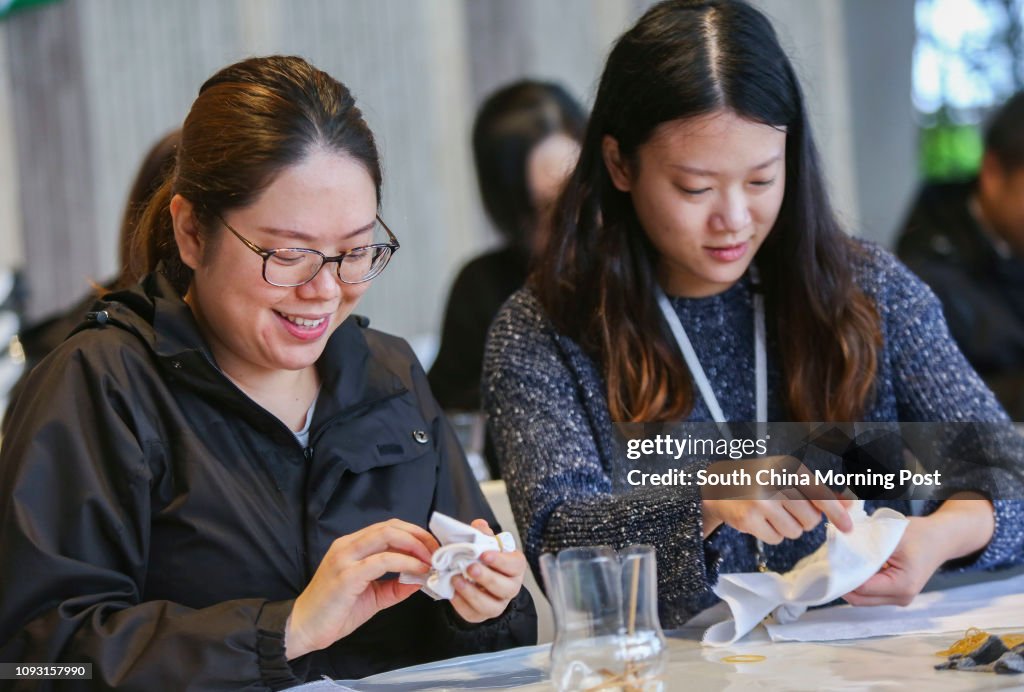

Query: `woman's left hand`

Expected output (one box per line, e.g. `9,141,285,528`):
843,493,995,607
450,519,527,623
841,516,945,606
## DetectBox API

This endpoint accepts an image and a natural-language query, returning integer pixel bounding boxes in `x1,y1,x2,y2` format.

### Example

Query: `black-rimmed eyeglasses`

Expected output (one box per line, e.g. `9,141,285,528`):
219,215,400,287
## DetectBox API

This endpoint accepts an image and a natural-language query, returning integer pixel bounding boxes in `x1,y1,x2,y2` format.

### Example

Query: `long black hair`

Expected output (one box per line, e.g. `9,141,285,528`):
533,0,880,422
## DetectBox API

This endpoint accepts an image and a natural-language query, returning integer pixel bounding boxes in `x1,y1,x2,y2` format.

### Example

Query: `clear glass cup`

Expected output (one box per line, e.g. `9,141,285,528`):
540,545,666,691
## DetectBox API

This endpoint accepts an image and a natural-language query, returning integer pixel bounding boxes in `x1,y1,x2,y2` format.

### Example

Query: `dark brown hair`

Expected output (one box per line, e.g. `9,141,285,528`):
534,0,881,423
110,128,181,291
130,56,382,295
472,80,586,249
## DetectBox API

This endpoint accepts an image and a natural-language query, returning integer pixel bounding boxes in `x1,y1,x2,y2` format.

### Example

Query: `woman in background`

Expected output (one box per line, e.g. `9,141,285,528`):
428,81,585,478
3,129,180,430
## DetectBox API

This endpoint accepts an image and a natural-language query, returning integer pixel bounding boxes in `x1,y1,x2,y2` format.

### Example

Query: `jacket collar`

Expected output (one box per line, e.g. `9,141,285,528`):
96,271,407,421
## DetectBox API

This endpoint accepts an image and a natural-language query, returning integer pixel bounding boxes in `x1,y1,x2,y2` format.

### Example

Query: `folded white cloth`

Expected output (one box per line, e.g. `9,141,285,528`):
399,512,516,600
703,500,909,646
765,569,1024,642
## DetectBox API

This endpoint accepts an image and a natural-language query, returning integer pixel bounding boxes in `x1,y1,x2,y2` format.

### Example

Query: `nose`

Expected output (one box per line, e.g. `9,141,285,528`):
709,189,752,234
295,261,342,301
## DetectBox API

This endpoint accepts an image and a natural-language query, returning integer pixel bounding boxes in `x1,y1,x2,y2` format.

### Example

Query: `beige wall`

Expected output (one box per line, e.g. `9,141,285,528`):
0,25,20,269
0,0,916,346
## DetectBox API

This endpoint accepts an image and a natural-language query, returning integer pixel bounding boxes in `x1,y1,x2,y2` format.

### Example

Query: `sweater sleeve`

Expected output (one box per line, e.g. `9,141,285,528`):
0,344,299,691
884,259,1024,571
483,291,720,627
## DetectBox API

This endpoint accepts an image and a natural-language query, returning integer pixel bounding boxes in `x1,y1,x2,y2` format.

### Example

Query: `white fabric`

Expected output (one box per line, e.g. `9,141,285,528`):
766,569,1024,642
292,394,318,448
399,512,515,600
703,501,909,646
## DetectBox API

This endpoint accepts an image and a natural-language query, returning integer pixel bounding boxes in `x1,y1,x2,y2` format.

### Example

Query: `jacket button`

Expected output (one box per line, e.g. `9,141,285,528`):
171,360,182,369
412,430,429,444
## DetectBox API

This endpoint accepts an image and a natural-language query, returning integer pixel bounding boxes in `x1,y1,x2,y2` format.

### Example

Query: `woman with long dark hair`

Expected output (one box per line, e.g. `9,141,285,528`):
484,0,1024,626
428,80,585,478
0,56,533,689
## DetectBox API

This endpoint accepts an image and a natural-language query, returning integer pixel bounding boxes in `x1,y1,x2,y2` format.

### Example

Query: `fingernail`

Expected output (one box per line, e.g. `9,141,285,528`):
468,565,481,578
481,553,495,565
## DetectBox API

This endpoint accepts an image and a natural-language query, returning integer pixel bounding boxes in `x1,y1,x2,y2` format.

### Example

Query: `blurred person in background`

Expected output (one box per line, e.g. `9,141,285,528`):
896,92,1024,419
2,129,180,431
428,80,585,478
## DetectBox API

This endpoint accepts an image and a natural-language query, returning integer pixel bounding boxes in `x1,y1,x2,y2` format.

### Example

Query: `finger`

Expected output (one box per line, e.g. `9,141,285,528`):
845,569,901,598
842,591,909,607
466,562,520,601
384,519,441,553
471,518,496,536
449,591,487,624
346,552,432,586
763,503,804,541
779,492,824,532
370,579,423,610
342,526,435,564
809,497,853,533
751,514,785,545
452,574,504,618
479,550,527,579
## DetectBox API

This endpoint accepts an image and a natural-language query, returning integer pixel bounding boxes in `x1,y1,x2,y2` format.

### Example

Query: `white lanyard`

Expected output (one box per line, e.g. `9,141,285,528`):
656,269,770,570
656,270,767,424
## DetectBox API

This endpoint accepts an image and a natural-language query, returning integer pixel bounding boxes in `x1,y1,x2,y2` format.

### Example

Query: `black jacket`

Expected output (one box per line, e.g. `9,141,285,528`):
896,179,1024,419
0,272,535,690
427,246,530,478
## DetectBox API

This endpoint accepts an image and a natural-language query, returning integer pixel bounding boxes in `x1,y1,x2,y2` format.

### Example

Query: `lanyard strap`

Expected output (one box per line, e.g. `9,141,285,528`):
656,269,769,571
655,270,767,424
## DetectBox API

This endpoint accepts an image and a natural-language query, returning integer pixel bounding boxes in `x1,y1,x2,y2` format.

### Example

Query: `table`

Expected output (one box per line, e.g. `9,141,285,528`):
288,627,1023,691
290,570,1024,691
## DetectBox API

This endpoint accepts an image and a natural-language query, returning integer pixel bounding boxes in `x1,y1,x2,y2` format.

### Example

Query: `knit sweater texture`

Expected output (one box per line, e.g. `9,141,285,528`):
483,240,1024,627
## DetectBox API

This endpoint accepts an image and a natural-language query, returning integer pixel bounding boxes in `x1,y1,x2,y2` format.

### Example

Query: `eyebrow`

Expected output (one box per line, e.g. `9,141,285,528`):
255,220,377,244
671,154,783,176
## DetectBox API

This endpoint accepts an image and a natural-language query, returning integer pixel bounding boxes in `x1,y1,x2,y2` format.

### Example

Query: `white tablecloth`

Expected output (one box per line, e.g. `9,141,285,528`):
289,570,1024,691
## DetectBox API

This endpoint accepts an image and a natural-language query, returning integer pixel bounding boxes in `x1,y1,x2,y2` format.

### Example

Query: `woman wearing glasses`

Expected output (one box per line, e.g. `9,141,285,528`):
0,56,533,689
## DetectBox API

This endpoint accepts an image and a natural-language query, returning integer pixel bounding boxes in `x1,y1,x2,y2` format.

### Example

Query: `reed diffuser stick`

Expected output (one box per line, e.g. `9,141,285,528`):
627,554,640,635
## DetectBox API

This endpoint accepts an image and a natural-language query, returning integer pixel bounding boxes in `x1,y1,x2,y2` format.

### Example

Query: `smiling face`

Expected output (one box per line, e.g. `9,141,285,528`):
171,148,379,383
604,110,787,297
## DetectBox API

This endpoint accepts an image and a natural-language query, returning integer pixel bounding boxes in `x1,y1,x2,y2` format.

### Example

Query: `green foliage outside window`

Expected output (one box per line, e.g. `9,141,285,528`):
919,123,983,180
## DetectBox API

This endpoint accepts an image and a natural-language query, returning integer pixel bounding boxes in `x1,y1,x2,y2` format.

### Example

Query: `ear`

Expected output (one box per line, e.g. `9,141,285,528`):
169,194,204,270
979,151,1005,194
602,135,633,192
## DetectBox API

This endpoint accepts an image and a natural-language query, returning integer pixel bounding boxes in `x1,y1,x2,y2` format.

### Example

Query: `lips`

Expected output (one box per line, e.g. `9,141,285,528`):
274,310,331,341
705,241,749,263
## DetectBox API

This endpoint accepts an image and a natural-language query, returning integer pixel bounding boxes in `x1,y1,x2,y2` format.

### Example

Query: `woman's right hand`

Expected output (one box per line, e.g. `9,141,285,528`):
285,519,439,660
700,456,855,543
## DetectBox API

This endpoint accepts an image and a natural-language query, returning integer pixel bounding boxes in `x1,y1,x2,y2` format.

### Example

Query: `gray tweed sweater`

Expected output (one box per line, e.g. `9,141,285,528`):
483,241,1024,627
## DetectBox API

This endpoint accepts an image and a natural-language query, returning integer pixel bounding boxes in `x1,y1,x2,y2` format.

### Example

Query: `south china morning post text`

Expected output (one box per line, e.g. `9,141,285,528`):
621,428,944,495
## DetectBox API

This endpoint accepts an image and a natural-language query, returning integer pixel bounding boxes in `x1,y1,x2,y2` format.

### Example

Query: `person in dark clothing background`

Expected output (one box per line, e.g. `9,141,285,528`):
427,80,585,477
896,91,1024,419
0,56,534,690
2,128,180,431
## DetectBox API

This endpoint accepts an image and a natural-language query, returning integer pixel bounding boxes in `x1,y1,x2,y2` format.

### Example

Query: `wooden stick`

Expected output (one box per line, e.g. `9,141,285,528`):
627,554,640,635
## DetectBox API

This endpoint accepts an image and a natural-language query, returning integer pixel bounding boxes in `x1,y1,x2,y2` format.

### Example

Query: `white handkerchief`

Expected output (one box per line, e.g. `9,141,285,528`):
703,500,909,646
398,512,516,600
